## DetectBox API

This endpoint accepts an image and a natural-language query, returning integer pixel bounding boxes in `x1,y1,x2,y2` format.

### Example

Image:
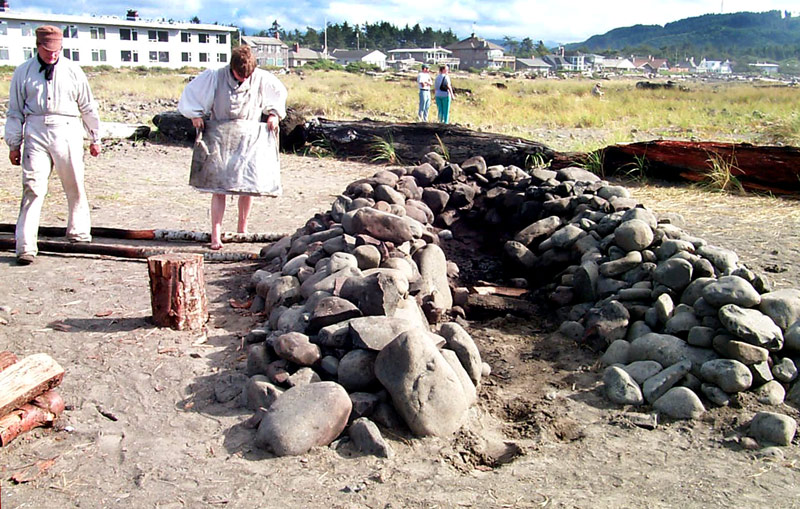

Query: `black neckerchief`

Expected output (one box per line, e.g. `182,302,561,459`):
37,55,57,81
230,68,244,86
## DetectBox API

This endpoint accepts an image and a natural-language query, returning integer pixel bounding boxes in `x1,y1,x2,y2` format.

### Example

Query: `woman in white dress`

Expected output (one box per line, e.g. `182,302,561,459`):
178,45,288,249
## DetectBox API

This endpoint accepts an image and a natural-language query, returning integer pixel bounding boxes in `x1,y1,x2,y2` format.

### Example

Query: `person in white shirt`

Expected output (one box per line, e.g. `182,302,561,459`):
178,45,288,250
4,25,102,265
416,64,433,121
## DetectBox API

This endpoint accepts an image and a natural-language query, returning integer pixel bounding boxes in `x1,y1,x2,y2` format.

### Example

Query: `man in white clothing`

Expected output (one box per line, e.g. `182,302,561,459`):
416,64,432,121
5,25,102,265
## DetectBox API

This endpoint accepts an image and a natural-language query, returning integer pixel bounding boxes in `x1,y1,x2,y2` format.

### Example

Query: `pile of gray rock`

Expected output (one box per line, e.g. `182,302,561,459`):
241,151,798,456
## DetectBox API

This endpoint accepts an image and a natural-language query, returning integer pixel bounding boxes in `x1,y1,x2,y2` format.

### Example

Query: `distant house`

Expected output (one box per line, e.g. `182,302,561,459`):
445,33,515,70
583,54,606,71
602,57,636,73
564,53,588,72
749,62,779,75
670,58,697,73
330,49,387,70
542,54,574,72
241,35,289,67
386,46,458,69
516,57,552,75
632,57,670,74
696,58,732,74
287,44,334,67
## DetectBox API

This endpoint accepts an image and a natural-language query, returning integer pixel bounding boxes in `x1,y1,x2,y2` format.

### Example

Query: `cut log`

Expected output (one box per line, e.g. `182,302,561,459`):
148,253,209,330
0,353,64,418
0,391,65,446
305,118,584,169
601,141,800,195
0,351,19,372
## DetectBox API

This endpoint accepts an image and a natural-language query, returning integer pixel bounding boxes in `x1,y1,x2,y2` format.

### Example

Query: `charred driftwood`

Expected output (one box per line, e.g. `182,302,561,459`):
0,224,287,244
305,118,584,169
601,140,800,194
152,107,308,152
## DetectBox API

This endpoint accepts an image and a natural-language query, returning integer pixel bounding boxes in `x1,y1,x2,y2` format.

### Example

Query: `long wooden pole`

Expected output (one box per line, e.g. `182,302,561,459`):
0,238,261,262
0,224,288,244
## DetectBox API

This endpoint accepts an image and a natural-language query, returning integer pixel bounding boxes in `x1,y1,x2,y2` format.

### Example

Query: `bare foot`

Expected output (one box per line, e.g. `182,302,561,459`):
210,240,223,250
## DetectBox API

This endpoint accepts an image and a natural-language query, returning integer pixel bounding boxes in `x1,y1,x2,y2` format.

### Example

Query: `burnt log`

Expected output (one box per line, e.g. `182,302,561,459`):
636,81,678,90
601,140,800,194
152,107,307,151
305,118,584,169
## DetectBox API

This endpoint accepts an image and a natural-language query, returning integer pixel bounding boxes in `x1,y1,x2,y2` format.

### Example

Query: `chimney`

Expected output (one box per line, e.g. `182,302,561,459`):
126,9,139,21
293,42,299,52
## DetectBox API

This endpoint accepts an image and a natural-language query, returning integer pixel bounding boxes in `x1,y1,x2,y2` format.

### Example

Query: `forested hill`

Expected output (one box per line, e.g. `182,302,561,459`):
566,10,800,61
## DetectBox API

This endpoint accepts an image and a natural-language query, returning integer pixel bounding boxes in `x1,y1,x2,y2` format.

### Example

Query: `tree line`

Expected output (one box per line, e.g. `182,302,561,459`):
246,21,460,51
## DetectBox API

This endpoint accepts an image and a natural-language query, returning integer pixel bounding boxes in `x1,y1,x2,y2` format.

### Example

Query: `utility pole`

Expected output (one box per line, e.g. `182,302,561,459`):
324,18,328,55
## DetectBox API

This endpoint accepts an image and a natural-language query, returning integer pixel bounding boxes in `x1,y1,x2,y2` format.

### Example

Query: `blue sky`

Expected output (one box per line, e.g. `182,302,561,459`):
10,1,799,43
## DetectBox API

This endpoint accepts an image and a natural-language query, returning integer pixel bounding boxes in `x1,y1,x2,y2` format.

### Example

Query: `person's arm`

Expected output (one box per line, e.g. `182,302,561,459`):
178,69,218,130
5,66,26,163
74,66,102,157
261,73,288,133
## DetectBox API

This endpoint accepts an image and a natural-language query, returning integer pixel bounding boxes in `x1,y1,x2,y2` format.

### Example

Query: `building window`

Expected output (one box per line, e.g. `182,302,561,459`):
90,27,106,40
198,33,209,43
23,47,34,59
20,22,33,37
217,53,227,63
121,50,139,63
63,25,78,39
216,34,226,44
63,48,79,61
158,51,169,62
149,51,157,62
148,30,168,42
181,32,191,43
0,22,7,36
181,52,191,62
120,28,138,41
91,49,107,62
199,52,208,62
0,47,8,60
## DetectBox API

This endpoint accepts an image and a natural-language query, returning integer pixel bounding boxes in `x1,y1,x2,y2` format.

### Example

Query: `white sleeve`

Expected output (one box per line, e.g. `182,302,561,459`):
74,66,102,143
4,67,26,149
261,73,288,119
178,69,217,119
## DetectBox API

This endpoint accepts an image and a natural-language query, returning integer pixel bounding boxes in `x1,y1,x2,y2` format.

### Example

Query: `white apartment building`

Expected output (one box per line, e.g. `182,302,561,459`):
0,9,237,69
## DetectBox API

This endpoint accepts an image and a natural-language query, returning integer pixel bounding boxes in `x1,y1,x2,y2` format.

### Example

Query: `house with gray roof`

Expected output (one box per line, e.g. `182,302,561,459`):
241,35,288,67
516,57,552,76
445,34,515,70
330,48,387,70
287,43,334,67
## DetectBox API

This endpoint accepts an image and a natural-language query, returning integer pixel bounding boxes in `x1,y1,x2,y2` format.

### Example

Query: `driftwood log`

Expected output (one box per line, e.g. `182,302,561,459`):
0,223,287,244
0,353,64,418
601,140,800,194
148,253,209,331
0,237,261,262
305,118,584,169
152,107,308,151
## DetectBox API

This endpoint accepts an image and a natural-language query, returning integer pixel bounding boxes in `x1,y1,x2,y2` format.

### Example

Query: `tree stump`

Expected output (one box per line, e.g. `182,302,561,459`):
147,253,208,331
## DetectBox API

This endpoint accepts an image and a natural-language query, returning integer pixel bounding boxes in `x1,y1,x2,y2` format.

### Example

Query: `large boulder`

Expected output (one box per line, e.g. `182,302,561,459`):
375,330,470,436
255,382,352,456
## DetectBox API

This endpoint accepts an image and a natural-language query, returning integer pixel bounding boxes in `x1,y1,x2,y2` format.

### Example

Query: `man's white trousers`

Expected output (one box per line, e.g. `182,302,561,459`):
16,116,91,256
